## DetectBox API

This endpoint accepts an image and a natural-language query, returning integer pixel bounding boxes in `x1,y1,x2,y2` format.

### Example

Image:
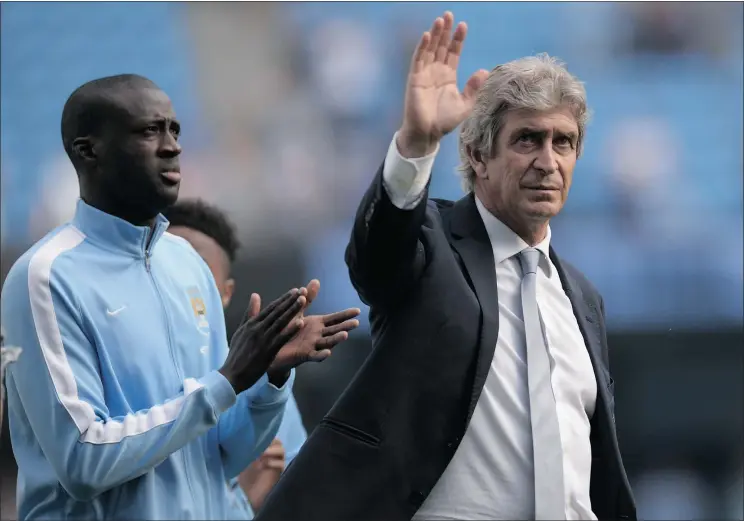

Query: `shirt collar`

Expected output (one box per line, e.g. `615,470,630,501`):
474,196,552,276
72,199,170,258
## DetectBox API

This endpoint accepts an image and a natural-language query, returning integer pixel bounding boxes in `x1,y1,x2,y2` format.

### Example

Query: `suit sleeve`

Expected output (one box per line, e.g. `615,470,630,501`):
345,133,439,308
1,260,238,502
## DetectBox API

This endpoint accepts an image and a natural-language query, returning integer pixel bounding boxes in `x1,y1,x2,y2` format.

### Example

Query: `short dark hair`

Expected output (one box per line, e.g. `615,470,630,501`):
164,199,240,263
60,74,158,163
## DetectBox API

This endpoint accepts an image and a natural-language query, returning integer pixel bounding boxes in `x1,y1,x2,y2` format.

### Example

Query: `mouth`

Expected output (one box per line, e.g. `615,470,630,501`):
523,186,559,192
525,187,560,196
160,171,181,185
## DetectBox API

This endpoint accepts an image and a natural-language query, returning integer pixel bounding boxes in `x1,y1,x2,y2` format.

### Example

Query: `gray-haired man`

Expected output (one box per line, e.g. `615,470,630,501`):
257,11,636,521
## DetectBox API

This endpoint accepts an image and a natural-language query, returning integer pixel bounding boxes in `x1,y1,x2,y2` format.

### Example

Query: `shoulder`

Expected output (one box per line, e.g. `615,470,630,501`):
159,231,217,290
4,225,87,298
429,198,455,213
160,232,209,270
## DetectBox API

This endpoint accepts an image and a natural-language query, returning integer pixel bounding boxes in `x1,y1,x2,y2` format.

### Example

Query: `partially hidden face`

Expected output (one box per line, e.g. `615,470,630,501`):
473,106,580,225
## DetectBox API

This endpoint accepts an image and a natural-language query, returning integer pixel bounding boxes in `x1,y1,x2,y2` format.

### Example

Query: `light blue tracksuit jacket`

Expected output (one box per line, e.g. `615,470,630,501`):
225,393,307,519
1,200,294,520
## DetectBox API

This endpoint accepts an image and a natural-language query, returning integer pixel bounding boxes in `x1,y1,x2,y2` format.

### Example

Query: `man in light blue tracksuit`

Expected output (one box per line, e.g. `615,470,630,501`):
165,199,361,518
1,74,344,520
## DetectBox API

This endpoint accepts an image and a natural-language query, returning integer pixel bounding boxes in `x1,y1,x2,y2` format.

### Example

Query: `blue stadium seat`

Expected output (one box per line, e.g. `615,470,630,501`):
1,2,204,244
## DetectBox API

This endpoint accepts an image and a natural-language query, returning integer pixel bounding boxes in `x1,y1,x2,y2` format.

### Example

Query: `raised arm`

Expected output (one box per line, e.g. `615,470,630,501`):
345,12,488,309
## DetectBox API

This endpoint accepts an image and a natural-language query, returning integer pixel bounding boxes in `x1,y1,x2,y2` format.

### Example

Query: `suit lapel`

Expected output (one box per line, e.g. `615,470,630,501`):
549,248,616,426
447,202,617,438
447,194,500,423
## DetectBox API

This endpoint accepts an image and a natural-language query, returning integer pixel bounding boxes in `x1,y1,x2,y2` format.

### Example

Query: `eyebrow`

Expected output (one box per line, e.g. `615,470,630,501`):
134,117,180,128
513,127,578,141
557,130,578,141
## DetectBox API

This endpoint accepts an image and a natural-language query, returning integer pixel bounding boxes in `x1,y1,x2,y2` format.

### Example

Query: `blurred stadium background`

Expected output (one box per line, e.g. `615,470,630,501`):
1,2,742,519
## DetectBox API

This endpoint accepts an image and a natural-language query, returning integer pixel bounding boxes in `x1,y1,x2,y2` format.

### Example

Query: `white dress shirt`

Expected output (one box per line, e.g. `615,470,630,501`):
381,134,598,520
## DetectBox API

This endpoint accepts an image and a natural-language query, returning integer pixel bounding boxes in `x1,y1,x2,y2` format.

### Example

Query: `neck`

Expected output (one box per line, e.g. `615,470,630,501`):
80,191,157,229
474,189,548,246
499,215,548,247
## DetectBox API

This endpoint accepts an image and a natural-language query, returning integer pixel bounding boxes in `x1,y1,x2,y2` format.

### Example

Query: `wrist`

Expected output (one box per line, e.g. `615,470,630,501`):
396,128,439,159
218,367,242,395
267,368,291,388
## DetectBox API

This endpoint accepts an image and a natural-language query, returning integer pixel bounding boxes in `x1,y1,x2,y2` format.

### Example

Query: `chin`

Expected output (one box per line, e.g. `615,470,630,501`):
152,186,180,213
524,201,561,220
161,184,180,203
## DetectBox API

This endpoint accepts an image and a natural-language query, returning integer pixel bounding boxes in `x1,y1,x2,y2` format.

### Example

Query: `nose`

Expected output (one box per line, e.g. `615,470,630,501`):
532,143,557,176
159,131,182,158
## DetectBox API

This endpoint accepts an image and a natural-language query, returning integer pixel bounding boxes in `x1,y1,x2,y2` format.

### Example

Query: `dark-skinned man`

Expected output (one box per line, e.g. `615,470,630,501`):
164,198,360,517
0,74,351,520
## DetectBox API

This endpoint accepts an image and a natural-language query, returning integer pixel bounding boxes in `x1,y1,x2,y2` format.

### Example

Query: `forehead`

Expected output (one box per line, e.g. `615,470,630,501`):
108,87,176,123
502,107,578,135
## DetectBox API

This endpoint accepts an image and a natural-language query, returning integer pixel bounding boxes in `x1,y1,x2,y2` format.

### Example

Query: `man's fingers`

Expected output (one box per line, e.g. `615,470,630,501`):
249,293,261,318
266,297,306,340
240,292,263,324
434,12,454,63
262,444,285,459
411,31,431,74
262,451,284,461
322,308,361,327
307,349,333,363
462,69,489,102
270,317,305,353
323,319,360,337
304,279,320,307
423,16,444,66
255,290,297,321
445,21,468,69
264,458,285,471
315,332,349,350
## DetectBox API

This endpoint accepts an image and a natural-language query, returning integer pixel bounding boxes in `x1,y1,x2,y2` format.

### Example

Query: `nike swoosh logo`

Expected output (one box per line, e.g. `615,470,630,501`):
106,306,127,317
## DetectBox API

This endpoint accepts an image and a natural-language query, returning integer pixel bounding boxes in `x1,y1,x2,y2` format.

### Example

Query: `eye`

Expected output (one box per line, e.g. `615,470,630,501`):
143,125,159,136
554,136,574,149
517,133,537,145
170,126,180,138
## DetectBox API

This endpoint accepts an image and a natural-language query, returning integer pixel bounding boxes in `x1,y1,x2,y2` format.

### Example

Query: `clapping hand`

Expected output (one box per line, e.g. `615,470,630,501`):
219,289,307,394
247,280,361,380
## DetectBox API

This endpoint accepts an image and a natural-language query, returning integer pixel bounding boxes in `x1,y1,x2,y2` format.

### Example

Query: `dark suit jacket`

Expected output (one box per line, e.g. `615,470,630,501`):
256,166,637,521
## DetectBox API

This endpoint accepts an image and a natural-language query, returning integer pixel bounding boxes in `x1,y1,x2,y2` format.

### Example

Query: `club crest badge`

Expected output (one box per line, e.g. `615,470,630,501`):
187,286,210,335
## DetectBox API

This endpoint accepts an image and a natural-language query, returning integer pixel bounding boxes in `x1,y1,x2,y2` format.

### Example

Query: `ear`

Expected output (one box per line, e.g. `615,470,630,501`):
72,137,97,164
466,145,488,180
221,278,235,309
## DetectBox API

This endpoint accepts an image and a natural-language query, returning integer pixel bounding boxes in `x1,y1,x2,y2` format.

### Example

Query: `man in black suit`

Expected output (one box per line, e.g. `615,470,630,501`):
257,11,636,521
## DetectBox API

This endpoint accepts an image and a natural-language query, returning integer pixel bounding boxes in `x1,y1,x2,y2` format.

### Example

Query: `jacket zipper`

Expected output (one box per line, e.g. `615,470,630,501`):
145,243,198,511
